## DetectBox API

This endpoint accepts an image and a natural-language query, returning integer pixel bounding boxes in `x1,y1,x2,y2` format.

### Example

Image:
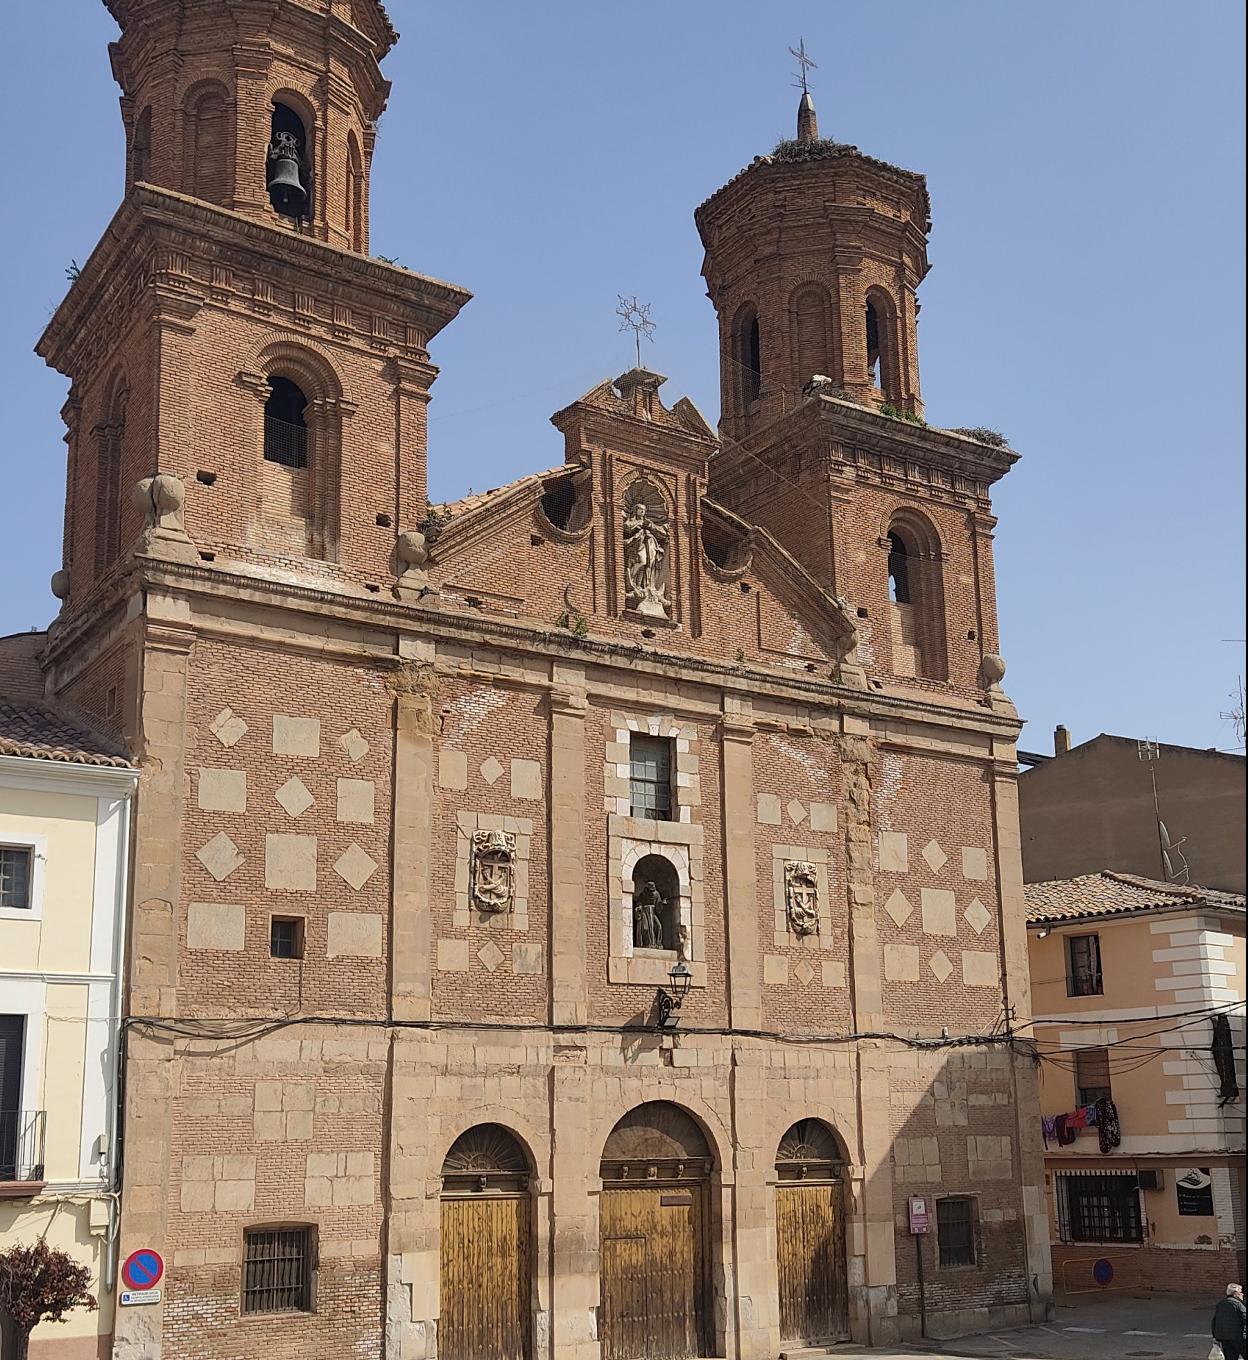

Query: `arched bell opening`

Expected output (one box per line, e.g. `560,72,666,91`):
439,1124,533,1360
267,100,312,220
774,1119,849,1345
598,1102,716,1360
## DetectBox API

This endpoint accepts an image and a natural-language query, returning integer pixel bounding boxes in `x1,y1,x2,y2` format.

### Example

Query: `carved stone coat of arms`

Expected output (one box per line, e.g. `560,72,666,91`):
470,829,517,913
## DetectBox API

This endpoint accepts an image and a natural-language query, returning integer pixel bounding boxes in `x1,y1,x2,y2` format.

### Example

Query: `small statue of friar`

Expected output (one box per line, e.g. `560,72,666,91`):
633,879,665,949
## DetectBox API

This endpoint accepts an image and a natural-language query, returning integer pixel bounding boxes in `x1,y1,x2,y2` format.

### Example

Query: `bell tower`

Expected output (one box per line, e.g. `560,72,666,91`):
699,86,1018,701
39,0,469,622
107,0,395,251
695,89,930,442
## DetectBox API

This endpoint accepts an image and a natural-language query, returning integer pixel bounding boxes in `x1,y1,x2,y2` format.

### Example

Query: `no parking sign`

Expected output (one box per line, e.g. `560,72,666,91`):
121,1249,164,1293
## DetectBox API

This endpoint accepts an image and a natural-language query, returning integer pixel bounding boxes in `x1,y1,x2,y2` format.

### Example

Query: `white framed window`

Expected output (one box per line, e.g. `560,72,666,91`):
0,835,46,922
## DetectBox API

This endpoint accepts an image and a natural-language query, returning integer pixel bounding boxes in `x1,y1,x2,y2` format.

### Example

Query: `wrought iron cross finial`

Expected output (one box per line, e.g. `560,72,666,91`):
789,37,817,95
616,295,656,369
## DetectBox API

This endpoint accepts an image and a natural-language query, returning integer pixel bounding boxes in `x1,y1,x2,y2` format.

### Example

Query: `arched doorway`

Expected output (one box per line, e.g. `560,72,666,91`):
775,1119,848,1345
599,1102,713,1360
439,1124,532,1360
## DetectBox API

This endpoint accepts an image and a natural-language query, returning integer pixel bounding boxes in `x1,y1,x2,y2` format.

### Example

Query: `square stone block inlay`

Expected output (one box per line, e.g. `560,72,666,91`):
786,799,808,827
921,888,957,937
884,942,920,982
929,949,954,984
510,759,542,801
756,793,782,826
334,843,378,891
197,768,247,813
921,839,948,874
326,911,383,958
340,728,369,763
209,707,248,748
265,834,317,891
763,954,788,985
187,902,246,951
336,778,375,824
196,832,244,882
962,949,1000,987
961,846,989,880
512,943,544,975
437,938,469,972
964,897,991,935
480,756,505,786
821,959,846,989
273,715,321,758
883,889,913,929
809,802,837,833
477,940,505,972
438,750,468,791
275,776,314,818
879,831,909,873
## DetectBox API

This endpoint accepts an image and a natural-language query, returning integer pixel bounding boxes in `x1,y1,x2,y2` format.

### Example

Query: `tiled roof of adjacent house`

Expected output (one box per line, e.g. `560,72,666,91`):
1024,871,1245,925
0,700,134,769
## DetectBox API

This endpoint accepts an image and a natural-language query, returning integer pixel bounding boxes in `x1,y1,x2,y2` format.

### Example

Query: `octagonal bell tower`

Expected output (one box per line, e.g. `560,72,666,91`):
695,91,931,442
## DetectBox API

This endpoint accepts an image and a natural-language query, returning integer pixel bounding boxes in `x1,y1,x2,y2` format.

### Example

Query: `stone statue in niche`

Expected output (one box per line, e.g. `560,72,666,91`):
470,829,516,914
632,878,666,949
622,486,670,619
784,861,820,936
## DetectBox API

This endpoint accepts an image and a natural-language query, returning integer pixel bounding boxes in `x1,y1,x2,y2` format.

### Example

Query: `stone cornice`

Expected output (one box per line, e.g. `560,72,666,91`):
713,395,1018,502
68,555,1022,744
37,186,471,376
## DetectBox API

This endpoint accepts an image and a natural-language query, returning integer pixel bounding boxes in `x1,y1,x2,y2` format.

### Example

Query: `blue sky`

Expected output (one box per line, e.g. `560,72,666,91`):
1,1,1243,754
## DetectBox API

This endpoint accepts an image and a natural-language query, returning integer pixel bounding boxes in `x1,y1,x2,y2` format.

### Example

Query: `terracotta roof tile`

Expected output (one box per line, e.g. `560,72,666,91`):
432,467,562,520
0,700,134,769
1024,871,1244,925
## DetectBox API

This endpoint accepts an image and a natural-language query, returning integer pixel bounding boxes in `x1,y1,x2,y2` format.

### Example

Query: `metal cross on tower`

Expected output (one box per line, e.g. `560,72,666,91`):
616,295,656,369
789,37,817,95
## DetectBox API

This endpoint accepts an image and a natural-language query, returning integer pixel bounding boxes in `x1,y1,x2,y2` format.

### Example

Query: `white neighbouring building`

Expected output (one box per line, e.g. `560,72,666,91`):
0,679,138,1360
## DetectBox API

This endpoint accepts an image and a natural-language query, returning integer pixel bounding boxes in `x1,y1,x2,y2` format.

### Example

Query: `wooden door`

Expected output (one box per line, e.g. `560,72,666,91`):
776,1182,848,1344
439,1194,530,1360
600,1186,704,1360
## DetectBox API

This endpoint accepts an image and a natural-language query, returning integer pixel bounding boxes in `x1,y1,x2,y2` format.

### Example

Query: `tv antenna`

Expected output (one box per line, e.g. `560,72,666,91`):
789,38,817,95
1138,738,1189,884
616,295,656,369
1220,675,1245,749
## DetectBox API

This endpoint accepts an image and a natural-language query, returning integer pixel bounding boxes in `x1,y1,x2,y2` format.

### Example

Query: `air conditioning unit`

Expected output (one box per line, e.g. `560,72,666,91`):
1138,1170,1164,1191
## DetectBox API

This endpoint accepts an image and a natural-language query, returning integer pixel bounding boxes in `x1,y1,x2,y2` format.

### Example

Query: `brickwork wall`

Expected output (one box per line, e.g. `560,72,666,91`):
1049,1241,1242,1296
178,638,392,1018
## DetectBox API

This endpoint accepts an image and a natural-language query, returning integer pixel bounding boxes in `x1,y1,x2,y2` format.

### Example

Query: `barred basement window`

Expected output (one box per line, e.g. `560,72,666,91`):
936,1197,976,1267
629,734,673,821
0,847,33,910
1074,1047,1112,1106
1056,1172,1142,1244
242,1226,315,1314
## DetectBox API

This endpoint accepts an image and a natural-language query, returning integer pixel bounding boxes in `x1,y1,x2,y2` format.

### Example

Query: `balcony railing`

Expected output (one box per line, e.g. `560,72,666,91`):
0,1110,47,1187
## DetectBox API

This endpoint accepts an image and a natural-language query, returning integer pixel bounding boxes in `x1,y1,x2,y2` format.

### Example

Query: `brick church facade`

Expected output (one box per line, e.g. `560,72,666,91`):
26,2,1051,1356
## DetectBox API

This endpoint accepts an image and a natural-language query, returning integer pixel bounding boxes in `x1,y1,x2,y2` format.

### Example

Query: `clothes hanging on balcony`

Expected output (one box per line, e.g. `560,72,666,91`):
1212,1014,1239,1106
1042,1116,1058,1146
1054,1113,1077,1146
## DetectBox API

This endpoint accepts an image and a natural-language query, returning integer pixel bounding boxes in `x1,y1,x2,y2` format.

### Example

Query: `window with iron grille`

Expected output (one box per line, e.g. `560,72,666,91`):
936,1197,976,1267
1066,933,1102,996
242,1226,315,1314
629,735,673,821
270,917,304,960
0,847,33,910
1074,1047,1112,1106
1057,1173,1142,1244
263,377,309,469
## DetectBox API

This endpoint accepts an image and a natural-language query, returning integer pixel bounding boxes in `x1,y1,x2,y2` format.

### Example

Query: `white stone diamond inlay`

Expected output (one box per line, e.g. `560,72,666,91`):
883,889,913,928
210,707,248,749
477,940,505,972
921,839,948,874
929,949,954,984
793,959,815,986
340,729,369,764
196,831,244,882
334,843,378,891
964,897,991,935
480,756,505,786
275,777,315,819
787,800,808,826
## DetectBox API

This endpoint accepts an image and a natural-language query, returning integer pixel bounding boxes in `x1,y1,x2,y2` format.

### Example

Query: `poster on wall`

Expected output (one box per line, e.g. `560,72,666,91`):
1175,1167,1213,1216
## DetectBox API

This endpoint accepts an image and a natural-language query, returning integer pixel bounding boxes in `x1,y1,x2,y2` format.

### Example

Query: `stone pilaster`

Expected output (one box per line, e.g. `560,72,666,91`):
550,1056,599,1360
548,667,588,1027
721,699,761,1031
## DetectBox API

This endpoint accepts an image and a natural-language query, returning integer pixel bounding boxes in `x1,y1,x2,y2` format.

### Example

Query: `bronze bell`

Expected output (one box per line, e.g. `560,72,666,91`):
266,133,307,217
